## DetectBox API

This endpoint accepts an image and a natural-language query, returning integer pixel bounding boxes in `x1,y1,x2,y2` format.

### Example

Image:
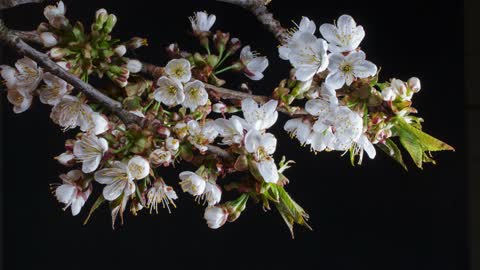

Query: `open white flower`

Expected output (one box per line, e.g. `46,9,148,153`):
241,98,278,131
1,57,43,92
204,206,228,229
50,95,107,134
73,133,108,173
94,161,135,201
44,1,69,29
39,72,70,105
183,80,208,110
240,46,269,81
165,58,192,83
153,76,185,106
6,88,33,113
146,179,177,214
54,170,91,216
179,171,206,196
190,11,216,34
187,120,218,152
127,155,150,180
279,16,316,60
287,33,329,81
245,129,279,183
215,116,244,145
325,50,377,90
328,106,364,150
319,14,365,53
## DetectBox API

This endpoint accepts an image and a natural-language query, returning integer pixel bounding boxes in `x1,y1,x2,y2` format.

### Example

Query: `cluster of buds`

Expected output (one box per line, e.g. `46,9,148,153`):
37,1,146,85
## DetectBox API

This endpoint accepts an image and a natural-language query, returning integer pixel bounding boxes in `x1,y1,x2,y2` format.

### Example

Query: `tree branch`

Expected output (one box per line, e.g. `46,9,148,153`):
216,0,287,43
0,20,143,126
0,0,46,10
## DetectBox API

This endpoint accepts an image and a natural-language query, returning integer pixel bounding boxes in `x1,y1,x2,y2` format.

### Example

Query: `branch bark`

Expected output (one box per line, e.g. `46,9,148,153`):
0,20,143,126
216,0,287,43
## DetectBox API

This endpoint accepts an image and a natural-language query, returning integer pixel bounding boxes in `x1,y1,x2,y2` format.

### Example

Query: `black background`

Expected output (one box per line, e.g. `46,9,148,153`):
0,0,466,269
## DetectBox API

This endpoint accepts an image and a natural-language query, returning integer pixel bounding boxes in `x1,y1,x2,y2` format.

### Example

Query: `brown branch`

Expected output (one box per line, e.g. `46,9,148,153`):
140,62,307,116
216,0,287,43
0,0,46,9
0,20,143,126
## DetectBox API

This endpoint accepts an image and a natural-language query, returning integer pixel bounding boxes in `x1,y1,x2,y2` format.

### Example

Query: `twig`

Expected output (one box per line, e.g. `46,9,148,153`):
216,0,287,43
0,0,46,10
0,19,143,126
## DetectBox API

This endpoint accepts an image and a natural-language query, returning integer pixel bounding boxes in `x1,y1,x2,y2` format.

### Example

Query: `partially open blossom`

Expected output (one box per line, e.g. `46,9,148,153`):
320,14,365,53
127,155,150,180
204,206,228,229
153,76,185,106
179,171,206,196
165,58,191,83
94,161,135,201
43,1,69,29
40,32,59,47
201,182,222,206
325,50,377,90
73,133,108,173
408,77,421,93
212,102,227,113
381,78,416,101
146,179,178,213
284,118,312,145
182,80,208,110
165,137,180,153
54,170,91,216
241,98,278,131
190,11,216,35
39,72,71,106
240,45,268,81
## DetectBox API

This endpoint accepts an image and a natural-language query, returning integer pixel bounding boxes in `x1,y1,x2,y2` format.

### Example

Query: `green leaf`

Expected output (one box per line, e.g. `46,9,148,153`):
378,139,408,171
393,117,454,169
272,185,312,238
83,195,106,225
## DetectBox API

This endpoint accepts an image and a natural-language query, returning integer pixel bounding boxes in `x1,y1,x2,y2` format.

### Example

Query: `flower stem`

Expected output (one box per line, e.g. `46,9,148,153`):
214,65,235,75
215,51,231,69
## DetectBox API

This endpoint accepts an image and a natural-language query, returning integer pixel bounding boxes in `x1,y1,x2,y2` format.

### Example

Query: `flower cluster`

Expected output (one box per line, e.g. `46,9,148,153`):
1,2,452,236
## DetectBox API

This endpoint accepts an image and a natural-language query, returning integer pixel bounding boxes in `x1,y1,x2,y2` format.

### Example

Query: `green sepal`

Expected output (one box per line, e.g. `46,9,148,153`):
83,195,106,225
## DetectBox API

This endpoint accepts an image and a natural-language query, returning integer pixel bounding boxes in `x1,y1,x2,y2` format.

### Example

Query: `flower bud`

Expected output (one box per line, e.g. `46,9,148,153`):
212,102,226,113
103,14,117,33
407,77,421,93
48,47,67,60
114,45,126,57
56,61,71,70
37,22,50,33
40,32,58,47
126,37,148,50
95,8,108,20
213,31,230,53
156,126,171,138
149,148,172,167
227,37,241,55
126,59,142,73
165,137,180,152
